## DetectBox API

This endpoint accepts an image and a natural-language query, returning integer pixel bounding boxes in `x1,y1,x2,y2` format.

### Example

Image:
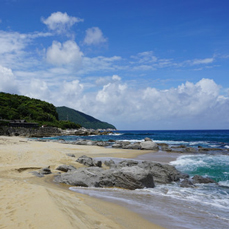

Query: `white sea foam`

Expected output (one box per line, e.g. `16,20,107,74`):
154,140,189,145
141,183,229,210
219,180,229,187
108,133,123,136
225,145,229,149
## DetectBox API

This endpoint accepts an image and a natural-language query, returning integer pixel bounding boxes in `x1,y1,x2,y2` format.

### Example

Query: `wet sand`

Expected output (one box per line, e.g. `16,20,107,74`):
0,136,171,229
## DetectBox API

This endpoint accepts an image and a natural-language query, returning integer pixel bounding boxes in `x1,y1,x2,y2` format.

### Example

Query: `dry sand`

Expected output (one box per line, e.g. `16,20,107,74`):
0,136,172,229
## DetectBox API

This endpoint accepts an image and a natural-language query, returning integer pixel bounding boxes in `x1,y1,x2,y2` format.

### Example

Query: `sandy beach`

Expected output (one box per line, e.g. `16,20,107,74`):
0,136,169,229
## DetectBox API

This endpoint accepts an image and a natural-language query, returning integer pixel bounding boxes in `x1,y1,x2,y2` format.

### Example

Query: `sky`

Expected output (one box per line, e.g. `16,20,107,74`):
1,0,229,130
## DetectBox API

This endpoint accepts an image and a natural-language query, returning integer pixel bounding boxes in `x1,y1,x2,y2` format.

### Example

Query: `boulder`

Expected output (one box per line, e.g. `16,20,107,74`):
54,166,155,190
139,161,189,184
192,175,217,184
104,159,116,168
112,143,122,148
40,166,52,175
140,141,159,150
123,143,141,149
76,155,102,167
180,179,195,188
144,137,152,141
56,165,77,172
96,141,110,147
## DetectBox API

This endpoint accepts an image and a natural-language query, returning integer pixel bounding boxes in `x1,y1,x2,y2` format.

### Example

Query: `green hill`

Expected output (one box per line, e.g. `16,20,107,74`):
56,106,116,130
0,92,80,129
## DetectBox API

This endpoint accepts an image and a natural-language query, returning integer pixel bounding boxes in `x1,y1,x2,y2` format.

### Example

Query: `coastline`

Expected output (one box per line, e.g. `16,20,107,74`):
0,136,171,229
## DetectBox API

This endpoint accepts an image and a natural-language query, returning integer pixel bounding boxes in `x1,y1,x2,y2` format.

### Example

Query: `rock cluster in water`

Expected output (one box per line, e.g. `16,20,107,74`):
53,155,189,190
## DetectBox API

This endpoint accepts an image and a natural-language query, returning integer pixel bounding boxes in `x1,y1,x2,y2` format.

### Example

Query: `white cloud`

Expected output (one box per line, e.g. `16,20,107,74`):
80,55,122,74
41,12,83,34
0,65,19,94
46,40,83,67
192,58,214,65
0,31,28,55
84,27,107,45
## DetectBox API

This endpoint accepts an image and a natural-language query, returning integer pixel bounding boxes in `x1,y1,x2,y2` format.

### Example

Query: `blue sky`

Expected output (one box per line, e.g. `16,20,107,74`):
1,0,229,129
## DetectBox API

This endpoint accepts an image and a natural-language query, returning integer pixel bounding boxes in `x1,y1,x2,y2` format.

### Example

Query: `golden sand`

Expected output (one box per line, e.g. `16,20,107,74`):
0,136,166,229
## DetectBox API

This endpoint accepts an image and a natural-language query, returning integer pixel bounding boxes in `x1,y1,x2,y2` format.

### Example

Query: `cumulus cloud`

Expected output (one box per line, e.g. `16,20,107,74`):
0,65,19,93
41,12,83,34
72,78,228,129
46,40,83,67
84,27,107,45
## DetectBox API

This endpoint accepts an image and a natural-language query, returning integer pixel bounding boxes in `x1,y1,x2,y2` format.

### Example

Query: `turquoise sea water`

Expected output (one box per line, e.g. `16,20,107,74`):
42,130,229,228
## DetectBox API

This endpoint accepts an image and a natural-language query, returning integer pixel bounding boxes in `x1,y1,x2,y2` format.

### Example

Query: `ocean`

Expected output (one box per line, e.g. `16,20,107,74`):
42,130,229,228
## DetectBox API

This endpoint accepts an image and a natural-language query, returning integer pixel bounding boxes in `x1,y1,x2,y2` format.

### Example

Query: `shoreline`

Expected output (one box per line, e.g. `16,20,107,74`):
0,136,175,229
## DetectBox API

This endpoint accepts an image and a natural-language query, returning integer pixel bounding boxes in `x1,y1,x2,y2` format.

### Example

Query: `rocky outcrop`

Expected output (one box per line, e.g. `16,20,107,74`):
54,156,189,190
54,166,155,190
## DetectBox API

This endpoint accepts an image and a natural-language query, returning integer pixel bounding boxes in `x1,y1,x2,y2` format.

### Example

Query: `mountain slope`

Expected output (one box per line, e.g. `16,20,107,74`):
56,106,116,129
0,92,80,129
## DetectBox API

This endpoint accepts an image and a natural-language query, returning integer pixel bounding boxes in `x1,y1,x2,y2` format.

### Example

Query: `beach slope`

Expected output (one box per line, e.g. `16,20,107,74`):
0,136,164,229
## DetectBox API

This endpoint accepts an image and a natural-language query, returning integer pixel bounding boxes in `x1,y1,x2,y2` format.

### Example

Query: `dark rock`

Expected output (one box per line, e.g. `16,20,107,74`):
32,166,52,177
66,153,76,157
144,137,152,141
56,165,77,172
192,175,217,184
40,166,52,175
94,160,102,168
180,179,195,188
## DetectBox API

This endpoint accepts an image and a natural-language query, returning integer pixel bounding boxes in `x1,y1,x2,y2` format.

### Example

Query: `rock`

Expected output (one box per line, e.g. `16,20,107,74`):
117,160,139,168
192,175,217,184
139,161,189,184
123,143,141,149
40,166,52,175
54,166,155,190
66,153,76,157
140,141,159,150
122,141,131,147
56,165,77,172
76,155,102,167
180,179,195,188
104,159,116,168
112,143,122,148
96,141,110,147
144,137,152,141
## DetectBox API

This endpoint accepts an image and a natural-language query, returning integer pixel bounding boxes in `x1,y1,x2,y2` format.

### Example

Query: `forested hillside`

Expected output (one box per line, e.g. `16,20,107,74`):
0,92,80,129
56,106,116,129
